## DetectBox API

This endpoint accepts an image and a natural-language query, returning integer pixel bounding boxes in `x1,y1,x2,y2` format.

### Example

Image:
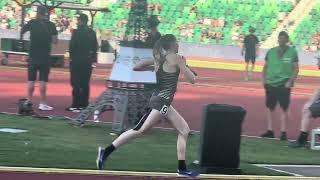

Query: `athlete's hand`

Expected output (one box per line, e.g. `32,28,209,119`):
181,56,198,76
285,81,293,88
180,55,187,63
186,65,198,76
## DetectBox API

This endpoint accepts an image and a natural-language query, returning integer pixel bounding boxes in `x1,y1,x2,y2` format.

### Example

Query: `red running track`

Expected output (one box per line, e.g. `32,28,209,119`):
0,67,320,140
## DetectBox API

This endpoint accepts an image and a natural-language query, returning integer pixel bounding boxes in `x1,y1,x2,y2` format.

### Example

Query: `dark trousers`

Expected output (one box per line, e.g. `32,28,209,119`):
70,61,92,108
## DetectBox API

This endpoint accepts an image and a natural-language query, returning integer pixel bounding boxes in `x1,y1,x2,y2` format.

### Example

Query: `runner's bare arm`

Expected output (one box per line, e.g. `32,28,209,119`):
170,54,196,84
133,59,154,71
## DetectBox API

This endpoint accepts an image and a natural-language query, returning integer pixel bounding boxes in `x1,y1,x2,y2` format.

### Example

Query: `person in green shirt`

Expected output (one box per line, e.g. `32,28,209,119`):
261,31,299,141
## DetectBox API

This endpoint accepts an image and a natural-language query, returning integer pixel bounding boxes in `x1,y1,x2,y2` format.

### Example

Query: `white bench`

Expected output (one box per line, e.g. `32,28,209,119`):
311,128,320,150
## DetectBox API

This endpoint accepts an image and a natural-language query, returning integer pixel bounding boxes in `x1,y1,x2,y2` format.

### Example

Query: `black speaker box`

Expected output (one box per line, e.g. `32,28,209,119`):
196,104,246,174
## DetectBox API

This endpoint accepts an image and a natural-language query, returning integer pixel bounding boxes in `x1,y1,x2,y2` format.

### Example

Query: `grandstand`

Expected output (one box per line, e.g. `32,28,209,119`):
291,2,320,51
94,0,297,45
1,0,320,52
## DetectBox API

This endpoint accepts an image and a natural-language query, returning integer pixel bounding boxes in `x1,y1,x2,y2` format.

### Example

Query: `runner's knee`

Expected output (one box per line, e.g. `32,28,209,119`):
179,124,190,137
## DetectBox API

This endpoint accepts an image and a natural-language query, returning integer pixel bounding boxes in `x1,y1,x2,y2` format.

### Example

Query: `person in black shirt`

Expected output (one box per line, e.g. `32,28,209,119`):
21,6,58,111
145,15,161,48
66,14,98,112
241,27,259,81
136,16,162,120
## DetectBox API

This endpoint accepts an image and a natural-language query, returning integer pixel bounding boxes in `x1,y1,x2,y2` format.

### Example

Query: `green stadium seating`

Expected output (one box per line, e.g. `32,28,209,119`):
0,0,298,46
292,3,320,50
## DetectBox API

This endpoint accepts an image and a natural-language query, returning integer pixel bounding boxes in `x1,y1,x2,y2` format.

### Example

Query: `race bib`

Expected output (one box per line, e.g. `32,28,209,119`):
160,105,168,115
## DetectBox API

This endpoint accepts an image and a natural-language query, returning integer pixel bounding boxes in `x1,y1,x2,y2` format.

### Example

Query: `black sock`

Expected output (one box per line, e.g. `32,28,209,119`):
104,144,116,158
178,160,187,171
298,131,308,143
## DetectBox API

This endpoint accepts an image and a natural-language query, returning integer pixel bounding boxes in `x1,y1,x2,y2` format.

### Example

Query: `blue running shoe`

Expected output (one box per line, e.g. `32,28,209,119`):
177,170,200,177
96,147,106,170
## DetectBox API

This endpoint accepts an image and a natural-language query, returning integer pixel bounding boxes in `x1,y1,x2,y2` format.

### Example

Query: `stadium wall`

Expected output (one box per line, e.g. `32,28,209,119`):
178,42,318,65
